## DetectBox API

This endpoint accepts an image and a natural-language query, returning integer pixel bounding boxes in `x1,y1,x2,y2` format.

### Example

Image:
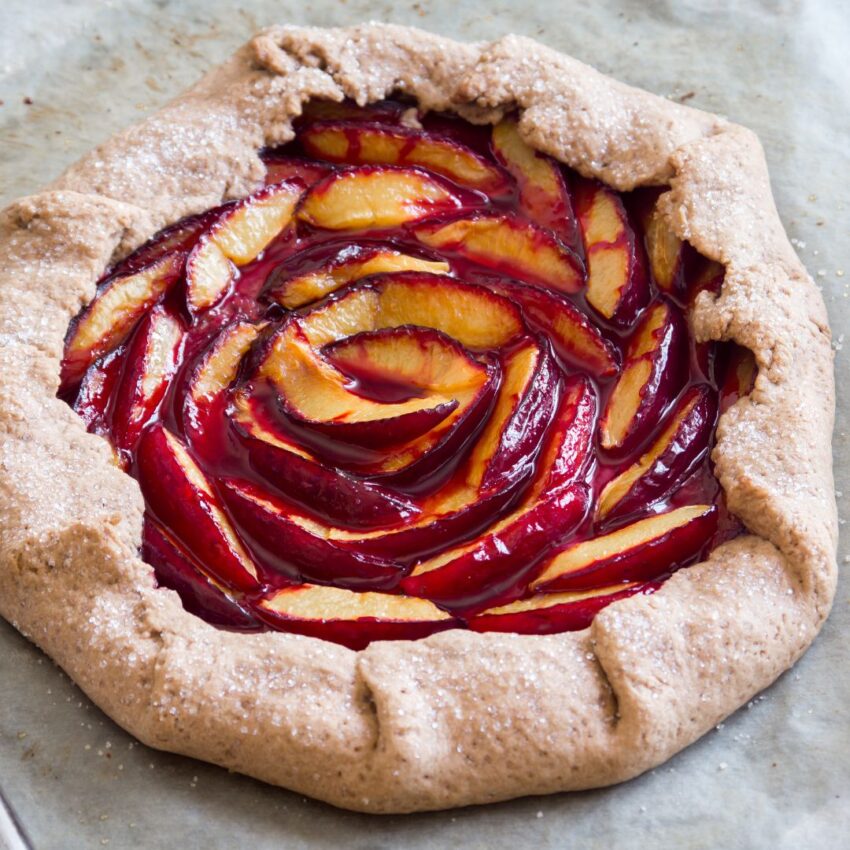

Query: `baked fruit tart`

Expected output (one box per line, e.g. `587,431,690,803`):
0,24,836,813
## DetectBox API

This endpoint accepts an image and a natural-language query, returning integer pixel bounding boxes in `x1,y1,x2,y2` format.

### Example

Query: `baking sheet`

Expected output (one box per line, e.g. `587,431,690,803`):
1,1,848,847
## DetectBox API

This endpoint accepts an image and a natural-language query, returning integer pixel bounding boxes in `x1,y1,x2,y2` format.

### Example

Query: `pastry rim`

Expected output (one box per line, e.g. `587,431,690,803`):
0,23,837,813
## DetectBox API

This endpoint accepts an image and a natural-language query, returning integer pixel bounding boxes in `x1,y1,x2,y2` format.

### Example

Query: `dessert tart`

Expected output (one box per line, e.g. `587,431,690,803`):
0,24,836,813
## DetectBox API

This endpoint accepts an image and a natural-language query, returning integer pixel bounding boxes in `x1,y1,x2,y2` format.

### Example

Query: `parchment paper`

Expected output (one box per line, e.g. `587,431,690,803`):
1,1,848,847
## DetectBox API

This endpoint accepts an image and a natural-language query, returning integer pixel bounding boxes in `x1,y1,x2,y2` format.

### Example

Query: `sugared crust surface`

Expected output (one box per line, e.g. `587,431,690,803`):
0,24,836,812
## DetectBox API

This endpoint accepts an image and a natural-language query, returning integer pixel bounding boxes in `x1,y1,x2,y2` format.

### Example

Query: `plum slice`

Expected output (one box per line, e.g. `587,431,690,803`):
574,178,649,327
220,479,404,589
261,154,331,188
182,320,267,442
186,180,303,313
459,337,560,495
531,503,718,592
301,121,508,192
115,211,219,276
525,375,598,495
136,425,260,593
230,391,420,529
111,306,184,463
142,519,261,632
72,347,126,440
487,280,619,378
641,196,688,296
598,385,717,521
401,484,589,612
258,321,488,449
491,118,579,249
320,326,492,449
297,166,471,230
414,213,584,294
62,251,184,388
267,244,450,309
468,582,650,635
718,345,757,413
599,299,687,452
297,272,524,351
400,377,596,608
216,443,513,567
256,585,457,650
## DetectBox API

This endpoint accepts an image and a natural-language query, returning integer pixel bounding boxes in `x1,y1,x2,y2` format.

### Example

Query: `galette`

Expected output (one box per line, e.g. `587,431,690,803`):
0,24,836,813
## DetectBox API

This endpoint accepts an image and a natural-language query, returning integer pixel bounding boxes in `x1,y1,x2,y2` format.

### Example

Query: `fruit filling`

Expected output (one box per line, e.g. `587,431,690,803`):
58,100,754,650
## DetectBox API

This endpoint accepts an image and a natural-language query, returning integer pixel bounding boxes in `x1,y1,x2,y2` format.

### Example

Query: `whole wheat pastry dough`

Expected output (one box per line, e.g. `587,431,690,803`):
0,24,836,812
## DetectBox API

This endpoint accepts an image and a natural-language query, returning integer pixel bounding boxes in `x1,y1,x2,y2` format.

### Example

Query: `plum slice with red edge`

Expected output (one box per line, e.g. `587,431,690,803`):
525,374,598,495
491,118,580,250
598,384,718,521
260,154,331,188
414,213,584,295
295,272,524,351
300,121,509,193
297,166,475,231
72,347,126,440
718,344,757,413
217,451,520,568
266,244,450,309
531,503,718,592
142,518,262,632
113,211,218,276
259,321,486,450
468,582,653,635
401,483,590,613
220,478,404,589
182,319,267,443
185,180,303,314
477,338,561,495
486,280,619,378
111,306,184,464
314,325,491,449
574,177,650,328
229,390,420,530
135,424,261,593
599,299,687,453
400,377,596,610
61,251,184,390
256,584,457,651
640,195,690,297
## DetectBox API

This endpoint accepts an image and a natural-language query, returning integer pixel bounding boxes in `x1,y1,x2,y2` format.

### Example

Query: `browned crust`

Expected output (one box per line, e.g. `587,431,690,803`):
0,24,836,813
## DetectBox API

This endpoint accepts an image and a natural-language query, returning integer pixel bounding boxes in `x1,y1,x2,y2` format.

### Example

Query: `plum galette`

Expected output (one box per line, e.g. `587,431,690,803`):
0,24,836,813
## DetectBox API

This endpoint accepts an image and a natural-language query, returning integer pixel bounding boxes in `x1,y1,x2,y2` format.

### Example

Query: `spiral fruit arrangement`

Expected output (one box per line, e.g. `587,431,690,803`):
58,100,754,649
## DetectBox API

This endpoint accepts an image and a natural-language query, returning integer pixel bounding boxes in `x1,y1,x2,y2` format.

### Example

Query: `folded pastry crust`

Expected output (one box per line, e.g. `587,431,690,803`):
0,24,836,813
